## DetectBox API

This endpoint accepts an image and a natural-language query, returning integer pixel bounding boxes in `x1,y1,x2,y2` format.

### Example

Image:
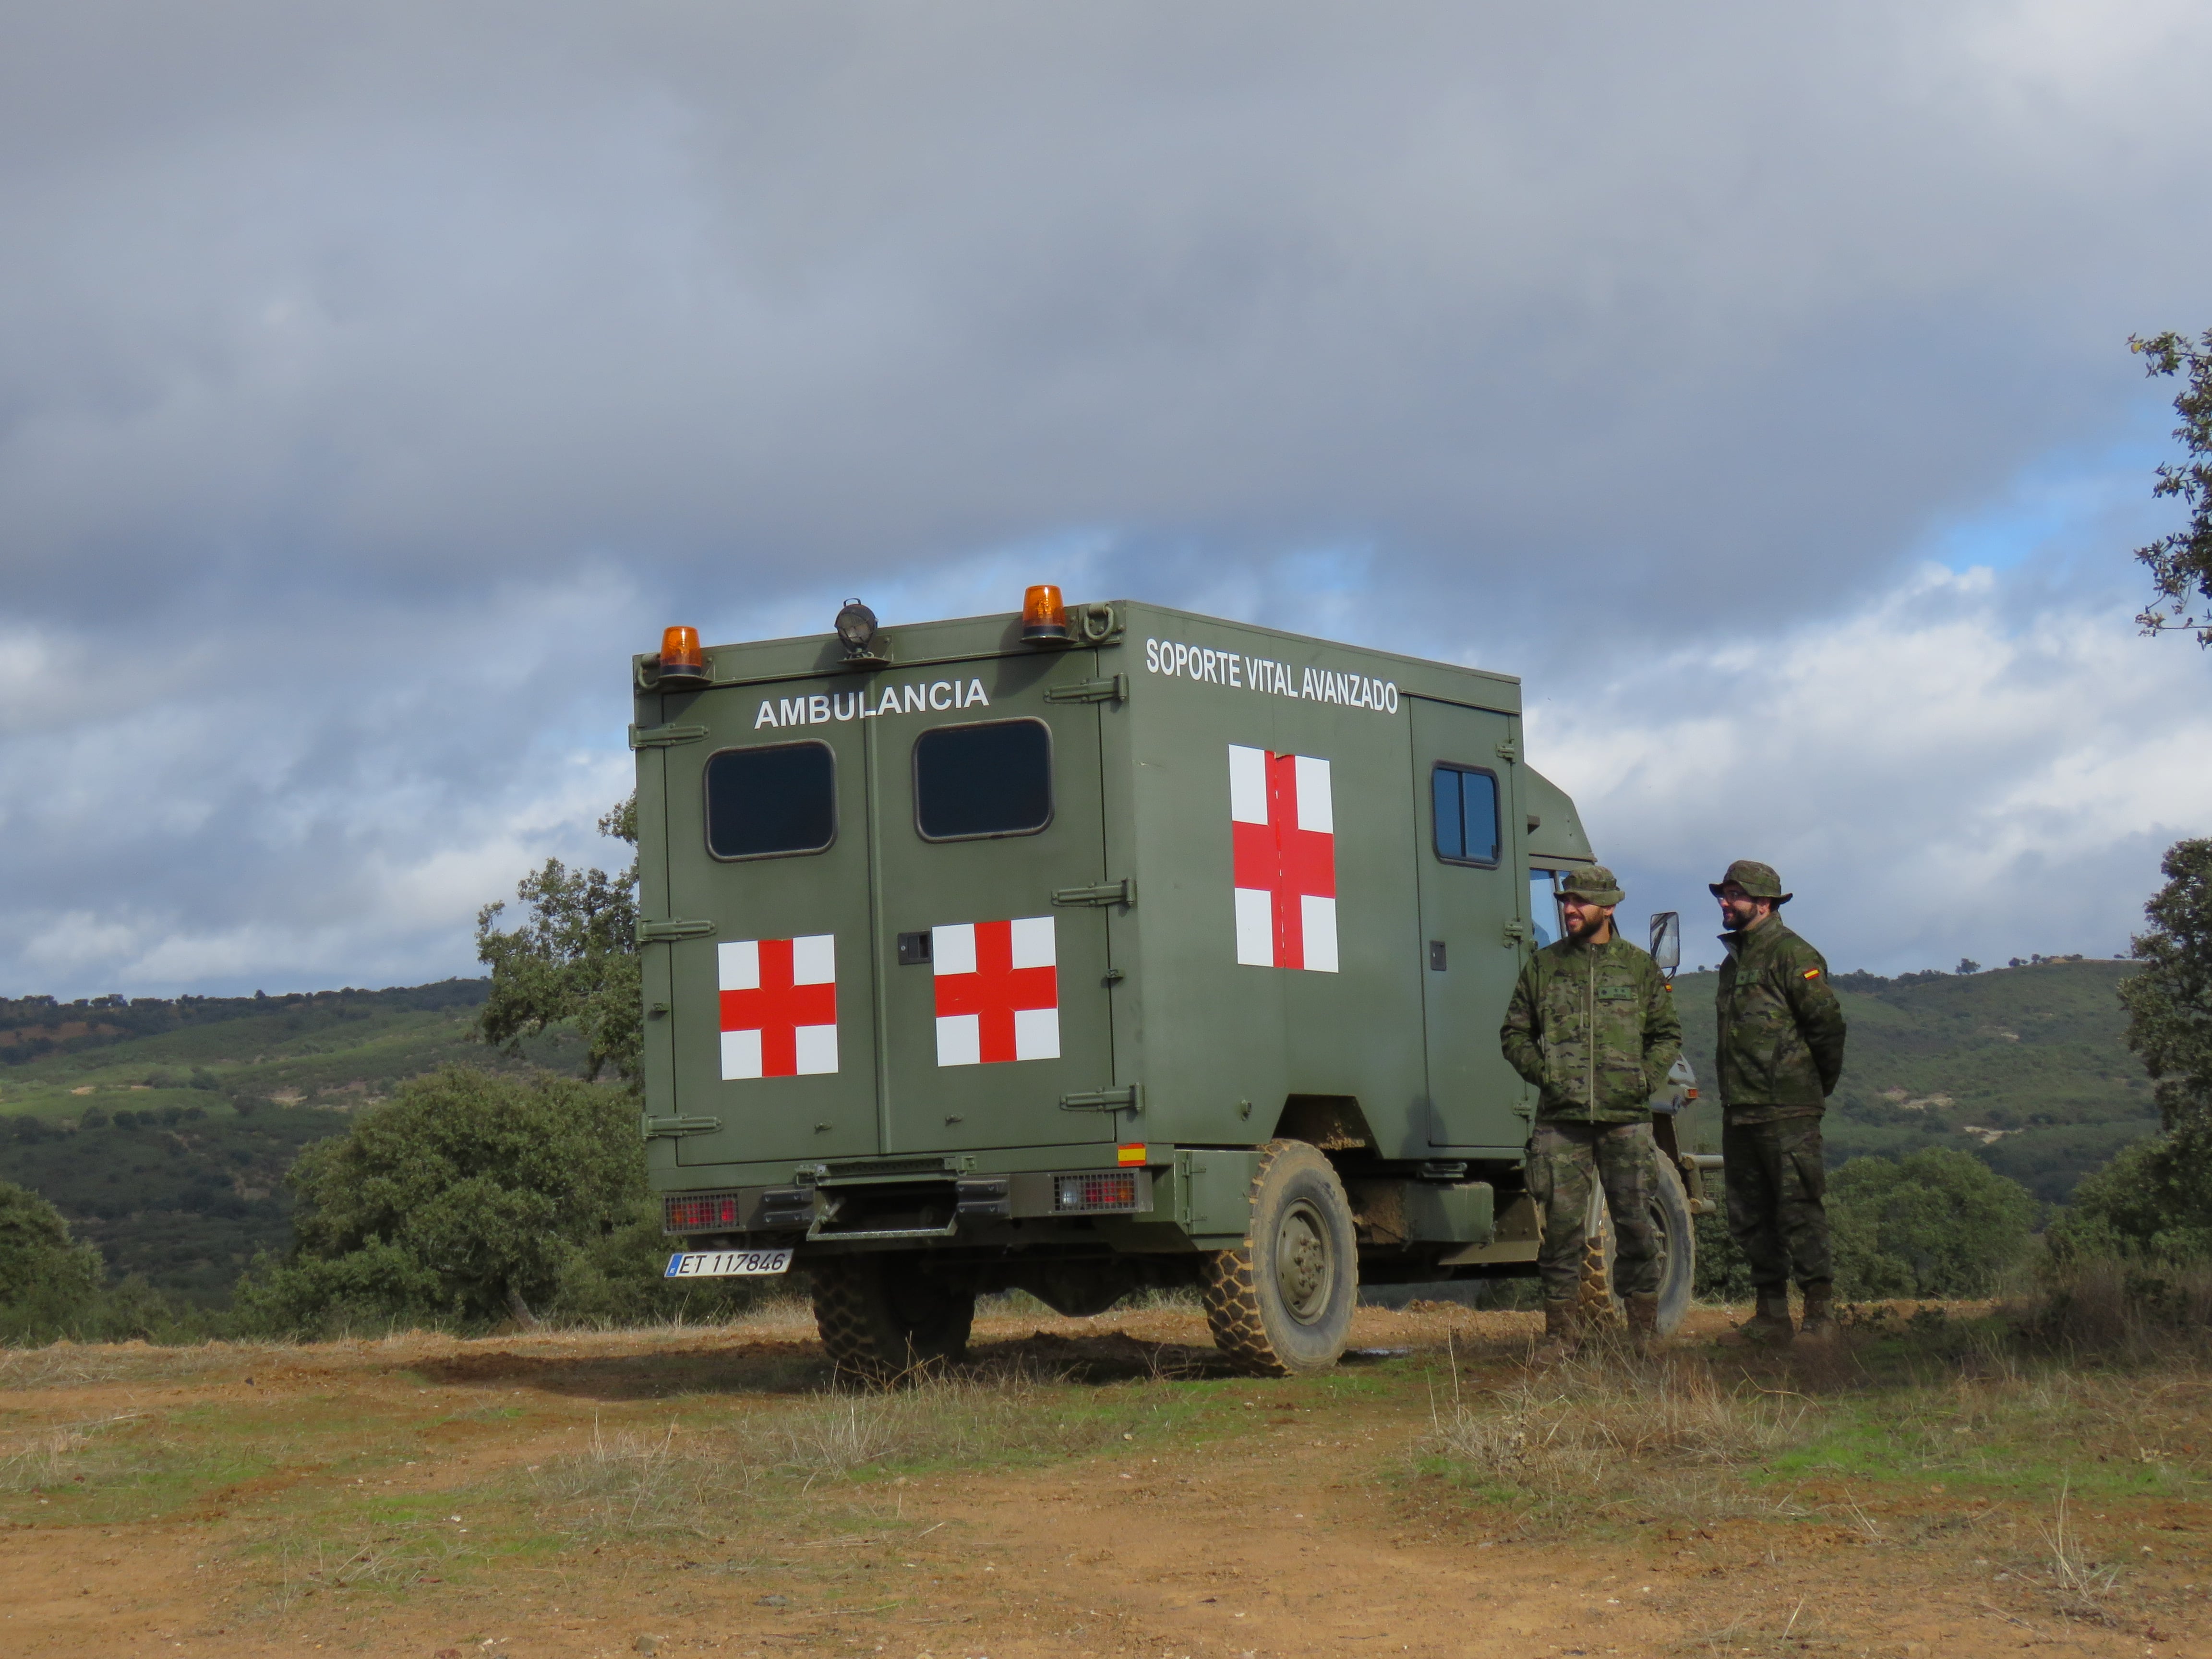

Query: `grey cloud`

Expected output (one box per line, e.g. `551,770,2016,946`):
2,1,2209,994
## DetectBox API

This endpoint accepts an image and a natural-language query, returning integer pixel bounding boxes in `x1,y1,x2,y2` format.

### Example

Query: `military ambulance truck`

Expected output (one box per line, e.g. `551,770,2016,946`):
632,592,1706,1377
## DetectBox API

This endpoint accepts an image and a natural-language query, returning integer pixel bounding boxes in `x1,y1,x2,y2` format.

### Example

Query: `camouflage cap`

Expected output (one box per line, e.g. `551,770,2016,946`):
1558,865,1624,905
1708,859,1792,903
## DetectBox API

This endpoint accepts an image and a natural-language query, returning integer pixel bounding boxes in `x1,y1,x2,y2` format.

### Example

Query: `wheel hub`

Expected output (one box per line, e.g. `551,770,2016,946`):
1274,1200,1334,1322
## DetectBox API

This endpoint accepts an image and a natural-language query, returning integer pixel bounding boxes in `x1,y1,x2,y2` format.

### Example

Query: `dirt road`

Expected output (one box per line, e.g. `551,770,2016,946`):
3,1303,2206,1657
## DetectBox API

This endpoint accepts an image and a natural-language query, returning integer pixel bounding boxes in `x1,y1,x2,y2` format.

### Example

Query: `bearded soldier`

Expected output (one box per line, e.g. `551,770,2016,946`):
1711,860,1848,1345
1499,866,1682,1361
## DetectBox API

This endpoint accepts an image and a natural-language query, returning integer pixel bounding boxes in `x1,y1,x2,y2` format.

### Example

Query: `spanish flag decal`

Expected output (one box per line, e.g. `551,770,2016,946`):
1118,1143,1148,1167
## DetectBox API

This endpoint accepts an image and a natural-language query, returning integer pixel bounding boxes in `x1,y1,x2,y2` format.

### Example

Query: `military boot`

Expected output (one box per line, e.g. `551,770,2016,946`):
1739,1288,1796,1349
1798,1284,1836,1340
1625,1293,1661,1357
1531,1299,1582,1365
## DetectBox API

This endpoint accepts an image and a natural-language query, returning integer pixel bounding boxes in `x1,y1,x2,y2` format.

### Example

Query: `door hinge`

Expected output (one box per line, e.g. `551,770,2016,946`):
1045,674,1129,705
641,1114,720,1140
1060,1084,1144,1113
637,917,717,943
1502,919,1528,946
629,722,709,749
1053,877,1135,908
1495,738,1520,762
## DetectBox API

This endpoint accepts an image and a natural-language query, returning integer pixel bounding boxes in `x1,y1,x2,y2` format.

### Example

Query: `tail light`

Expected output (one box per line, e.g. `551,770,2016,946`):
664,1192,743,1232
1055,1170,1141,1214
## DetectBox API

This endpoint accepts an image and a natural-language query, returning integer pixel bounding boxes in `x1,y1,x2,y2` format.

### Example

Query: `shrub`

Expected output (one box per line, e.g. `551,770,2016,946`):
1827,1147,2035,1298
234,1065,640,1336
0,1180,107,1340
2045,1119,2212,1264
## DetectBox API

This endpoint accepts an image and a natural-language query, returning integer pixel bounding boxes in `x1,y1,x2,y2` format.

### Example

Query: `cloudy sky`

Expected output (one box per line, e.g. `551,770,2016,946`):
3,0,2209,997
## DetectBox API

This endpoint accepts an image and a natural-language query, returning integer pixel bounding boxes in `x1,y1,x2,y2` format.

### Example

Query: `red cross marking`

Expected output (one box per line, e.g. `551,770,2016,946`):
1232,750,1336,969
721,938,837,1077
935,919,1058,1064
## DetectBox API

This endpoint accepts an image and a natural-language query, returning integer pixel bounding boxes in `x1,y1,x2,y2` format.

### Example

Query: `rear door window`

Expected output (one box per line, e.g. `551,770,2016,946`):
703,741,837,859
914,719,1054,840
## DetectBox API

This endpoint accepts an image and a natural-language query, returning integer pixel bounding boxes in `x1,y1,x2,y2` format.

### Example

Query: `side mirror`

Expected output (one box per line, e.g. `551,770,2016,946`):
1649,911,1682,975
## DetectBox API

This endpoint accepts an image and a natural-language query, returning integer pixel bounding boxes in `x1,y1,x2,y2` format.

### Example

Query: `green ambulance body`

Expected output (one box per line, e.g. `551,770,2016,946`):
632,598,1705,1376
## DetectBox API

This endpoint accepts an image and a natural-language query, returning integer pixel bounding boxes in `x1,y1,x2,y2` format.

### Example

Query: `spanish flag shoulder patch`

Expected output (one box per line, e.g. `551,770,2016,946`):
1803,967,1821,980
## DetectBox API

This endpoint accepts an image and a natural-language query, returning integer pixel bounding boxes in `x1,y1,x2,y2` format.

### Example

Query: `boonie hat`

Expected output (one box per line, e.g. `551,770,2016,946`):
1709,859,1792,904
1558,865,1625,905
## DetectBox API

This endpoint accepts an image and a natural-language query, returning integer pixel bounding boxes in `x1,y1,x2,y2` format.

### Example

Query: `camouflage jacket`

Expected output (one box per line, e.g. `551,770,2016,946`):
1714,915,1847,1120
1500,933,1683,1124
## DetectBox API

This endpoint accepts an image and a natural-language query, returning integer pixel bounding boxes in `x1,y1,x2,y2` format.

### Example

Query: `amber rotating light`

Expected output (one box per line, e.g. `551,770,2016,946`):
1022,584,1070,643
656,625,711,689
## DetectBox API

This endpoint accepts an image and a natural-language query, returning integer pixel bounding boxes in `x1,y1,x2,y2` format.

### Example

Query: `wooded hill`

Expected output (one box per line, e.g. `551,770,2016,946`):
0,957,2155,1305
1672,957,2151,1204
0,980,584,1303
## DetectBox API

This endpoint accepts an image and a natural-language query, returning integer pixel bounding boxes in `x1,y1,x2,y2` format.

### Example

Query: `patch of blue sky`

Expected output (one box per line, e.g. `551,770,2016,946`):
1918,406,2183,577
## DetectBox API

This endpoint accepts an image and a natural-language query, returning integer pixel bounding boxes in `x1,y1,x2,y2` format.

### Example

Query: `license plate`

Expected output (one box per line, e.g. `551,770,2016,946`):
663,1248,794,1278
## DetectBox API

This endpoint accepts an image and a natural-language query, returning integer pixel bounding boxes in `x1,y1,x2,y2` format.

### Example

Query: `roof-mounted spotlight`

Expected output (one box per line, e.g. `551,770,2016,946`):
835,598,890,667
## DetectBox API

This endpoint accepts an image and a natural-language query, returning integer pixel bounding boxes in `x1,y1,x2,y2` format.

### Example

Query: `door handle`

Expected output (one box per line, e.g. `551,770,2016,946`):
1053,878,1135,908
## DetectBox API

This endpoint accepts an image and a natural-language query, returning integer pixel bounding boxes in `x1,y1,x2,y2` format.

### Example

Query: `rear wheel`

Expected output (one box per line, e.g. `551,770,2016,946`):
811,1256,975,1383
1202,1140,1358,1376
1579,1154,1696,1335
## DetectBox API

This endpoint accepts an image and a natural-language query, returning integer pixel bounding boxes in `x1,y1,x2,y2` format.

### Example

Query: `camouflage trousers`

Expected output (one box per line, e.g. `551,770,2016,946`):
1526,1119,1661,1303
1722,1114,1832,1293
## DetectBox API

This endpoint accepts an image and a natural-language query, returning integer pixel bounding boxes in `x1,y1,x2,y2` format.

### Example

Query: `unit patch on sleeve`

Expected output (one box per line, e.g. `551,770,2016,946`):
932,916,1060,1066
1228,745,1339,973
718,935,838,1079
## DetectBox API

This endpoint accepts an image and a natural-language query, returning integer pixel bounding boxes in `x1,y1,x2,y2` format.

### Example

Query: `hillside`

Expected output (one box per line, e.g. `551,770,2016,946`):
1672,957,2152,1203
0,979,588,1303
0,958,2158,1304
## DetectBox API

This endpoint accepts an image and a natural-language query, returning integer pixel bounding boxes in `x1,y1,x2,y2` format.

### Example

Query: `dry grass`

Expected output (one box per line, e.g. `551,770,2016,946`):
525,1367,1143,1538
2027,1479,2123,1623
1422,1355,1815,1523
2009,1257,2212,1361
0,1411,144,1490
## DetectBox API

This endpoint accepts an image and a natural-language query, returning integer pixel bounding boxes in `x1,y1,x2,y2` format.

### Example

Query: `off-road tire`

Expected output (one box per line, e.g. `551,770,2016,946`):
810,1256,975,1385
1579,1155,1697,1335
1201,1140,1358,1377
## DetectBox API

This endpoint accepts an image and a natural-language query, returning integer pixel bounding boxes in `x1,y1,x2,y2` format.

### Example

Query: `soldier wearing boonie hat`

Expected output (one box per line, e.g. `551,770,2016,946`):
1710,860,1848,1345
1499,864,1682,1362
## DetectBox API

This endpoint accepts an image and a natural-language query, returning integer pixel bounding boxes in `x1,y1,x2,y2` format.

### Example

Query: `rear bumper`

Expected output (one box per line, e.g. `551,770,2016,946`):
661,1166,1155,1241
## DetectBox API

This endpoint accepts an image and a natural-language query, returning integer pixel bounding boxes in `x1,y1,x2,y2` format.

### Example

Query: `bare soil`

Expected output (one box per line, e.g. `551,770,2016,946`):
3,1303,2208,1658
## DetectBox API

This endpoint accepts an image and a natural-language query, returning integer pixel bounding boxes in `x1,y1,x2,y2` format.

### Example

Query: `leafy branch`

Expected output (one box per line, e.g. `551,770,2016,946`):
2128,329,2212,646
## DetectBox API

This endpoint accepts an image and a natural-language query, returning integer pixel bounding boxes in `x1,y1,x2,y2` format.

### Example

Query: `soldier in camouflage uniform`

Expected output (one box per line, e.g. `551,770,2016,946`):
1711,860,1848,1345
1500,866,1682,1362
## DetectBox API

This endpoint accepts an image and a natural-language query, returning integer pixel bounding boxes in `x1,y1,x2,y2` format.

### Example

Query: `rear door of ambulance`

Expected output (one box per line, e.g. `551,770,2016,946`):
648,675,882,1170
644,650,1119,1170
869,649,1119,1155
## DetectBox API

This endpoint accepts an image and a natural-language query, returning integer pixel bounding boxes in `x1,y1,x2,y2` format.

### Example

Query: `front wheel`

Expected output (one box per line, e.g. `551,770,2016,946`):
1202,1140,1358,1376
811,1256,975,1384
1578,1153,1697,1335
